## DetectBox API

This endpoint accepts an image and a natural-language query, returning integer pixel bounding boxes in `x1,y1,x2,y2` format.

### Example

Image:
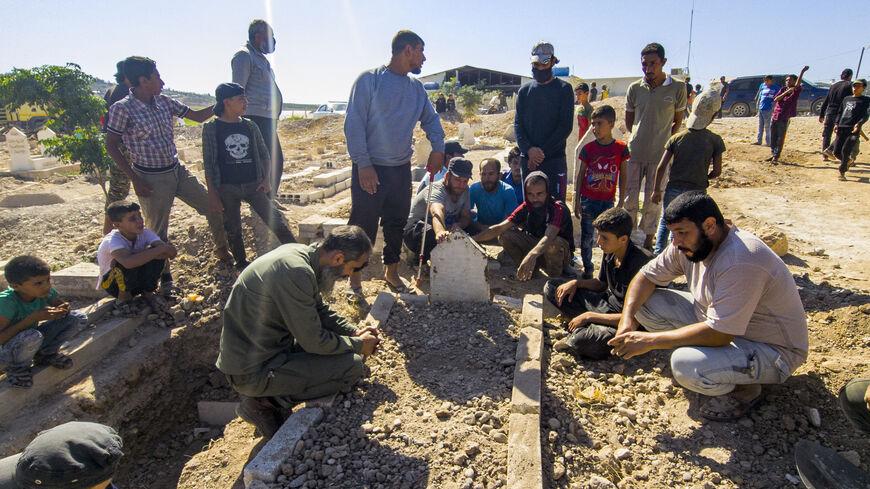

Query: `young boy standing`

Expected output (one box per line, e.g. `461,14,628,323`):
0,256,86,388
97,200,177,313
768,65,810,162
203,83,296,269
574,105,630,279
651,89,726,254
574,83,594,140
543,208,652,360
832,79,869,180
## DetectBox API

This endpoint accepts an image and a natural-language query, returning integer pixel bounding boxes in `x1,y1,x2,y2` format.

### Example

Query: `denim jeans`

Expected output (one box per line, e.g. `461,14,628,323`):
219,182,296,263
757,109,772,145
0,310,86,369
654,188,693,255
635,289,792,396
579,197,614,273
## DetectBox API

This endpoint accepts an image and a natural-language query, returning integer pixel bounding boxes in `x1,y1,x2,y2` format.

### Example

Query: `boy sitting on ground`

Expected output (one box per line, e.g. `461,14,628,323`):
0,256,86,389
97,200,177,315
650,88,725,255
544,208,652,360
573,105,630,279
204,83,296,269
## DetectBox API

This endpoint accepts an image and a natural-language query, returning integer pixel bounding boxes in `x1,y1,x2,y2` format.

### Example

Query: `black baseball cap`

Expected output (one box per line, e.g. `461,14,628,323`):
444,141,469,155
214,82,245,116
447,157,473,178
0,422,123,489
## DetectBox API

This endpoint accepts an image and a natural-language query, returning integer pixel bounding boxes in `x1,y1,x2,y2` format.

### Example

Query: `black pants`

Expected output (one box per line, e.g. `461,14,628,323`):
821,112,838,152
521,155,567,202
246,115,284,199
544,278,620,360
770,118,790,159
100,259,165,297
219,182,296,263
403,220,436,263
832,127,860,174
348,163,412,265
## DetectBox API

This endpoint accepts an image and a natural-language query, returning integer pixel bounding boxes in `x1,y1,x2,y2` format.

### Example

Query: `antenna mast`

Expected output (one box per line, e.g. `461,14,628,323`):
686,0,695,75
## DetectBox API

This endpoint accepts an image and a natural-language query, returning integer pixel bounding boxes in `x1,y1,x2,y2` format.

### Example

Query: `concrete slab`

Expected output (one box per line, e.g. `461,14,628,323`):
510,359,541,415
198,401,240,426
515,326,543,362
398,293,428,307
521,294,544,331
493,295,522,310
0,310,146,423
366,292,396,326
243,407,324,486
507,412,543,489
51,263,106,299
0,193,64,208
321,218,346,237
0,163,80,180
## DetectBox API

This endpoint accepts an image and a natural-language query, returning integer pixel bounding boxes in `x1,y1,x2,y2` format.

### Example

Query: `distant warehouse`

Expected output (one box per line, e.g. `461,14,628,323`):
418,65,532,94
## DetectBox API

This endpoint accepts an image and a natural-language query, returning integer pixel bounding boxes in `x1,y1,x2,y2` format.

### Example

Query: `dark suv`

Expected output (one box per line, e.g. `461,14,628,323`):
722,75,829,117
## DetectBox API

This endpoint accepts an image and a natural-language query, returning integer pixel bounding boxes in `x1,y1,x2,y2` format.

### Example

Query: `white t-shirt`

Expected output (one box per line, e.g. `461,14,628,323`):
95,229,162,289
640,225,808,372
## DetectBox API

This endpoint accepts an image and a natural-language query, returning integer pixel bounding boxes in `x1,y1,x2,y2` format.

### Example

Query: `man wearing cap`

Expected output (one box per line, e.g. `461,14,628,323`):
416,140,468,193
514,41,575,202
105,56,231,296
650,89,725,255
624,42,686,250
473,171,574,280
232,19,284,198
345,30,445,298
403,158,472,262
0,421,123,489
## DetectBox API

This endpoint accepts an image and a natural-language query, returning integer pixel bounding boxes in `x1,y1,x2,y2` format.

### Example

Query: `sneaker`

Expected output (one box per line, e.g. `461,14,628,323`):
751,141,761,146
237,395,283,439
764,156,774,162
822,148,835,159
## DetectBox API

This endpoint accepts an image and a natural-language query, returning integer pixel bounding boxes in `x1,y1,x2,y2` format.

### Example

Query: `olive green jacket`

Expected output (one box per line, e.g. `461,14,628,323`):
201,118,271,188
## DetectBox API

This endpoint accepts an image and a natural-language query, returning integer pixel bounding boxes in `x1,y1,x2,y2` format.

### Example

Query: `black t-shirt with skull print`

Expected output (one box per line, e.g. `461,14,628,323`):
216,119,258,184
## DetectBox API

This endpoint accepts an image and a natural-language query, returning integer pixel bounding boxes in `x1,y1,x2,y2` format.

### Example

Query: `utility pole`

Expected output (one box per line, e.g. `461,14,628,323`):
686,0,695,75
857,43,870,78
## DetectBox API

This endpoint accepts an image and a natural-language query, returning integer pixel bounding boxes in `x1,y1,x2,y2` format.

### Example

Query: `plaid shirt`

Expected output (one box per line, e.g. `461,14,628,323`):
106,90,189,171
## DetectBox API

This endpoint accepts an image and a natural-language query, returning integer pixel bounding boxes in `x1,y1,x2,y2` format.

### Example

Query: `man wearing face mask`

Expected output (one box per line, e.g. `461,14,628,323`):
514,41,575,202
232,19,284,199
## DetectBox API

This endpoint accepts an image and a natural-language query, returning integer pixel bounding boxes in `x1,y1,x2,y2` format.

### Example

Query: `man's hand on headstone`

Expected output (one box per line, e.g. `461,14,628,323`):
359,166,380,195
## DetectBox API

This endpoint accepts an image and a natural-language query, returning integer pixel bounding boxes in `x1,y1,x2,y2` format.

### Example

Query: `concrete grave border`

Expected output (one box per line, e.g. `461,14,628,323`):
243,292,396,487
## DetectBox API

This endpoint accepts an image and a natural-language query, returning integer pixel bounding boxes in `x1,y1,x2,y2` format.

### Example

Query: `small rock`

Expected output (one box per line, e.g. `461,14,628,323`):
807,408,821,427
288,474,307,488
127,337,138,348
548,417,561,429
587,475,617,488
614,448,630,460
147,313,159,320
839,450,860,466
464,467,475,478
553,463,565,480
465,442,481,456
453,453,468,465
491,431,507,443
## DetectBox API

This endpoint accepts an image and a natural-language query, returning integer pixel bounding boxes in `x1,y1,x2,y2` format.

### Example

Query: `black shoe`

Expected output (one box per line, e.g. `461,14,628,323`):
234,260,250,270
237,395,283,439
764,156,774,162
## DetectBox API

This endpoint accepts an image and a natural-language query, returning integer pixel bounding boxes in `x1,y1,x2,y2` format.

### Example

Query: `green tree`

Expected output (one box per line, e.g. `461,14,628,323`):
0,64,112,197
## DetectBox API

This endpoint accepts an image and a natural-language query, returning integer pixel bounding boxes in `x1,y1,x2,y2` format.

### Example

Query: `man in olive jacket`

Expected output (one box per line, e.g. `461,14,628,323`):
217,226,381,438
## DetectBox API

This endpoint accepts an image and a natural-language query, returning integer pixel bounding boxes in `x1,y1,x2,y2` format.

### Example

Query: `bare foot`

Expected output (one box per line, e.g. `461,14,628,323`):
215,246,233,262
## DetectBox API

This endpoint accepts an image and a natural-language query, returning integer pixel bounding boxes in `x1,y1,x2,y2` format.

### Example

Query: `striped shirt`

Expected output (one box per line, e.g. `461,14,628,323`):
106,91,189,172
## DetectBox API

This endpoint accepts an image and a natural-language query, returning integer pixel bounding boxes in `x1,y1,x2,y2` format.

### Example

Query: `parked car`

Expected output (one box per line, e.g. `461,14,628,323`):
721,75,829,117
311,101,348,119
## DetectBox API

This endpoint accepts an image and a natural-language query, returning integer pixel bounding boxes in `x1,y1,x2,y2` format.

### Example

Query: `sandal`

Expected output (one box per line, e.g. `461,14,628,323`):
34,352,74,370
385,279,409,294
6,367,33,389
113,300,138,318
699,391,764,422
345,286,366,305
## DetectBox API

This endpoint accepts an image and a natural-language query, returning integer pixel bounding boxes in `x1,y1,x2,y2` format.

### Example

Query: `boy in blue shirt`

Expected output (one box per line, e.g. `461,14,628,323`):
0,256,86,388
468,158,518,233
752,75,780,146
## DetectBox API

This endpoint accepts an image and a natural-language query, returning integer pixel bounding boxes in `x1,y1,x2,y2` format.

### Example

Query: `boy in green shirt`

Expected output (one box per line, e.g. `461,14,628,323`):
0,256,86,388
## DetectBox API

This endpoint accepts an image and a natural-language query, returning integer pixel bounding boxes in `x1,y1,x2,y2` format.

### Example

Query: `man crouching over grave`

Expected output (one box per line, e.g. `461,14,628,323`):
216,225,382,438
608,192,808,421
472,171,574,280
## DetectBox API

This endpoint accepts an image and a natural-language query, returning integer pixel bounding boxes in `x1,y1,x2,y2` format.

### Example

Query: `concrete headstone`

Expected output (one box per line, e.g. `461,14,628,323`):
430,232,490,302
413,137,432,167
7,127,33,172
36,127,56,154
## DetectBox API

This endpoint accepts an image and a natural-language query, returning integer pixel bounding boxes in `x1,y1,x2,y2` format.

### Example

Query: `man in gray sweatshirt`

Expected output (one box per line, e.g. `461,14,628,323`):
343,30,445,300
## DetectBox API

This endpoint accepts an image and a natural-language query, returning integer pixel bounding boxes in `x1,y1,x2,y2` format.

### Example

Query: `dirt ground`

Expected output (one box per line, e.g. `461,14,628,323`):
0,106,868,488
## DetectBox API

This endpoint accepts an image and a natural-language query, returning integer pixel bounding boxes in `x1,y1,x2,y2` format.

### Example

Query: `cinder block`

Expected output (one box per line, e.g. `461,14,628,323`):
243,407,324,485
0,193,65,208
52,263,107,299
322,185,337,198
515,326,543,362
507,412,542,489
298,216,324,235
510,359,541,414
312,174,336,187
321,218,346,237
306,189,324,201
198,401,239,426
521,294,543,331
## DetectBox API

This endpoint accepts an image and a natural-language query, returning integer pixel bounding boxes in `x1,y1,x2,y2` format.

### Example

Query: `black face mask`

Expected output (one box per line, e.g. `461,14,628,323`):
532,67,553,83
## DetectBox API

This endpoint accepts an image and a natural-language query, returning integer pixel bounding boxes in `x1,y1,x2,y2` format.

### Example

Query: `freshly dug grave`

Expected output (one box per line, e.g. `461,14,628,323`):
274,300,522,489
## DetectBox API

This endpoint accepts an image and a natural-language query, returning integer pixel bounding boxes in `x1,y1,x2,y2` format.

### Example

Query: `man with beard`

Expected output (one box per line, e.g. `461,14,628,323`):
345,30,445,299
514,41,575,202
403,158,473,262
473,171,574,281
468,158,518,233
216,226,381,439
607,192,808,422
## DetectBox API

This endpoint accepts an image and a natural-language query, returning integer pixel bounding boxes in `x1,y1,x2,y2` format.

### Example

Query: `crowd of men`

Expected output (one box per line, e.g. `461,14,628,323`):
1,21,868,486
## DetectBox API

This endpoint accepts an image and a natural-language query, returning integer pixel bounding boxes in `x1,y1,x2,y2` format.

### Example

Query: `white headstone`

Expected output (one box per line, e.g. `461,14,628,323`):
36,127,56,154
430,232,490,303
458,123,475,147
6,127,34,172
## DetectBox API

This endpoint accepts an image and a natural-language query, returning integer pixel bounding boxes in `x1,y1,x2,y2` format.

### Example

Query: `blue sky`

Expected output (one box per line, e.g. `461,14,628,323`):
2,0,869,103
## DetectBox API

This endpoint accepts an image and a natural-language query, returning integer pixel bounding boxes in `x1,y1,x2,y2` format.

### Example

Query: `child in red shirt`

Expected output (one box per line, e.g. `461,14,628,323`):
574,105,630,278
